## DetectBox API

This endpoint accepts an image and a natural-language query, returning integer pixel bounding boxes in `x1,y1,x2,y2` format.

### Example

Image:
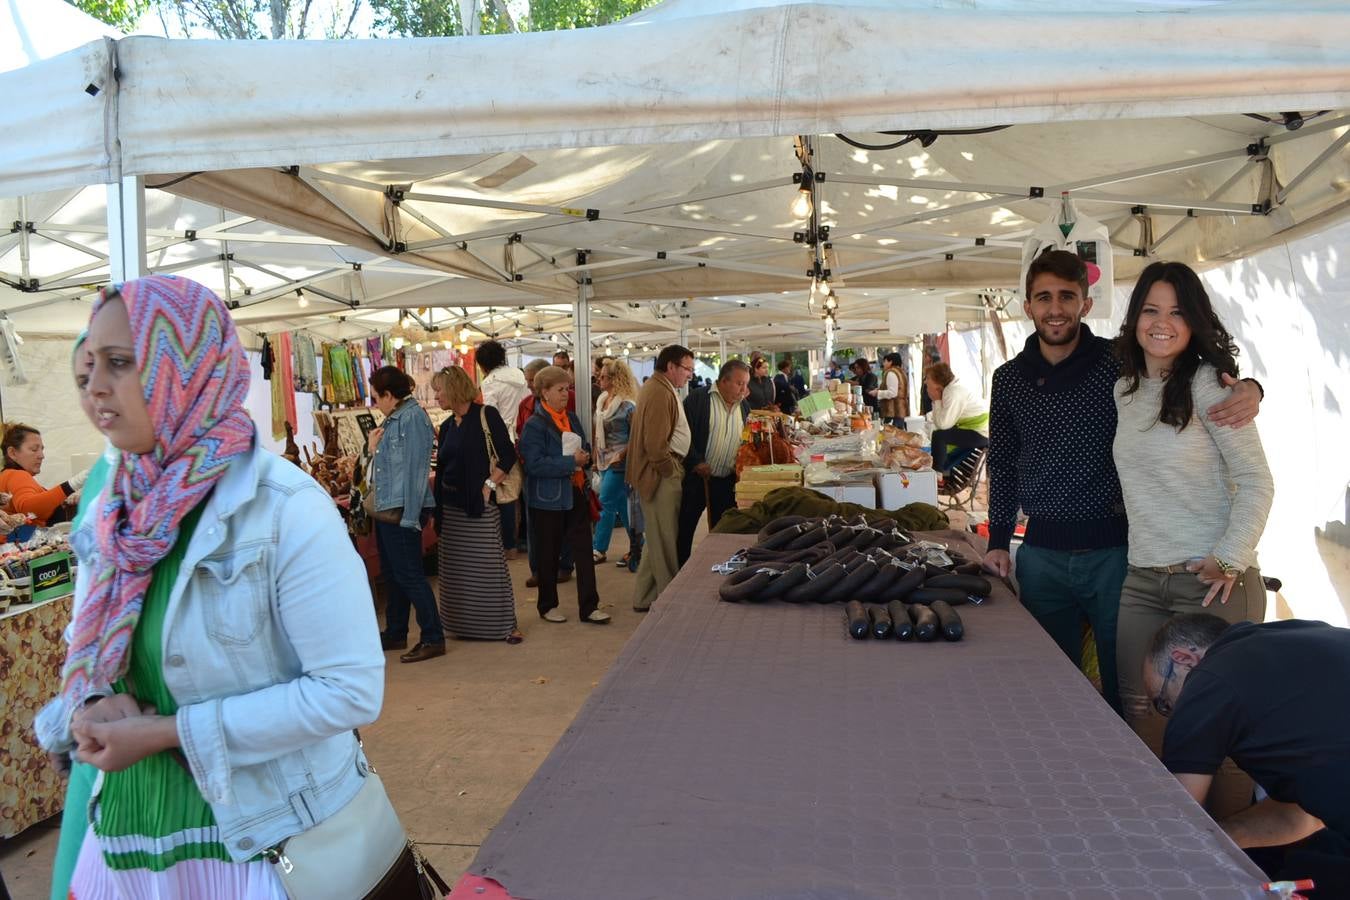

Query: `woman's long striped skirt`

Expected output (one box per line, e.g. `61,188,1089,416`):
438,503,518,640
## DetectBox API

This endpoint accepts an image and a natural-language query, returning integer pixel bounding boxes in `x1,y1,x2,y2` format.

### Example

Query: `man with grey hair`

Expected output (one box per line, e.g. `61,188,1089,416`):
1145,613,1350,891
677,359,751,565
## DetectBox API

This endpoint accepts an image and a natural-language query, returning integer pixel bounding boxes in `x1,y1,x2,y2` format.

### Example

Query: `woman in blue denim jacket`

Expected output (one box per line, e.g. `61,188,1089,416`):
368,365,444,663
519,366,609,625
37,276,384,898
591,358,638,564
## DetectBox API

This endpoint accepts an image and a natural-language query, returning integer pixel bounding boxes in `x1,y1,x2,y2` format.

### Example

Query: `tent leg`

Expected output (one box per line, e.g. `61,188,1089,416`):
574,280,592,438
107,176,146,283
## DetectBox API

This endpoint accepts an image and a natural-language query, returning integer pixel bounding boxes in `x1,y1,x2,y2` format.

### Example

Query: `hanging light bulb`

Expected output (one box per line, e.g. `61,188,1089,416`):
622,347,630,357
414,342,423,352
459,342,469,354
296,289,309,309
790,187,813,220
459,325,471,343
626,341,634,349
824,291,838,311
400,314,411,330
514,324,522,339
391,336,405,350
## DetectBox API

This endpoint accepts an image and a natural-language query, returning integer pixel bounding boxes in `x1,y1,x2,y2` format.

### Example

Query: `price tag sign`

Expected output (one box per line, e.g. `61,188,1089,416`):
30,551,74,603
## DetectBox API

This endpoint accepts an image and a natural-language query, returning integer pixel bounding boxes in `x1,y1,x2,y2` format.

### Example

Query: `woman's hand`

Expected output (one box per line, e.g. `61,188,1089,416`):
1185,555,1238,607
75,715,181,773
574,449,591,468
367,426,385,455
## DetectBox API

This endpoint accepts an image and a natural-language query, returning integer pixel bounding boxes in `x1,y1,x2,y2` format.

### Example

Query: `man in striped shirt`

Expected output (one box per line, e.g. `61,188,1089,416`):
677,360,752,566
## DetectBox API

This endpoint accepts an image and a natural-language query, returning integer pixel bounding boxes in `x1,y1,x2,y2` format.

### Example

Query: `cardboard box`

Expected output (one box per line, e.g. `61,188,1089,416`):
876,470,939,509
810,483,878,507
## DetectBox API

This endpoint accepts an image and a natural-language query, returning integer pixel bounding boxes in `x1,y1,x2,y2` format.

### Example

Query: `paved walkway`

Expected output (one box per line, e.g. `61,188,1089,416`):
0,527,651,899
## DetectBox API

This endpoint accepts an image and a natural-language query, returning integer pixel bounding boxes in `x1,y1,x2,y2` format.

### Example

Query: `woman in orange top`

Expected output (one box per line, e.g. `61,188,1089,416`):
0,423,86,526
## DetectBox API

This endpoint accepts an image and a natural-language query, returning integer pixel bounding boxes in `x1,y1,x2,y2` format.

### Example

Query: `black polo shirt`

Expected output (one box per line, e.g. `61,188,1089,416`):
1163,620,1350,833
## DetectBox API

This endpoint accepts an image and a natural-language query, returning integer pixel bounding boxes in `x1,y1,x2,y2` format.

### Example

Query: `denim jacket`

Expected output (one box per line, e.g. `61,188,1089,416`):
372,395,436,530
519,405,590,511
38,444,385,862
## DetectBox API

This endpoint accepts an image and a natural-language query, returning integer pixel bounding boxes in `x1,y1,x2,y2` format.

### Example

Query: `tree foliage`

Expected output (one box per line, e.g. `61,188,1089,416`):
71,0,663,39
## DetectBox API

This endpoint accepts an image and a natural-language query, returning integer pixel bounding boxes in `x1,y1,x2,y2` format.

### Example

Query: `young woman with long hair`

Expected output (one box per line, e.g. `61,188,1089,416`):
591,358,639,564
1112,260,1274,818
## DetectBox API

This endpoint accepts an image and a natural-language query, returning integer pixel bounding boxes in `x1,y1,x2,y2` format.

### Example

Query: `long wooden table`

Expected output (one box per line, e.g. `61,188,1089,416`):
456,532,1267,899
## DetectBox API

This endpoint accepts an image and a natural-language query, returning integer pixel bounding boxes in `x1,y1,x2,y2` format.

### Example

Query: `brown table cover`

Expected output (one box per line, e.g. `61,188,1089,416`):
1,595,73,838
469,531,1267,899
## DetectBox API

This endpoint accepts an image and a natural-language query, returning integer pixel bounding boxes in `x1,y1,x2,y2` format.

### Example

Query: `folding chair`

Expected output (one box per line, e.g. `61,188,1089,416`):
939,447,988,513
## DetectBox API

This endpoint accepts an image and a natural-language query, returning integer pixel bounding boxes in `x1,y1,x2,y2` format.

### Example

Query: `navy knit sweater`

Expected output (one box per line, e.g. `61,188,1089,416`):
986,324,1129,553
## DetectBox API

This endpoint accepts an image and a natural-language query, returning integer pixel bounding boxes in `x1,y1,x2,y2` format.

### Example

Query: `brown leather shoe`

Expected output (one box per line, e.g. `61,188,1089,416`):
526,575,539,588
400,642,446,663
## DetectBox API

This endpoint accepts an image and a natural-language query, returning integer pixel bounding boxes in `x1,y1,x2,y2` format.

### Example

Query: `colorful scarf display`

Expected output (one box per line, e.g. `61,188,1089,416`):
60,276,256,712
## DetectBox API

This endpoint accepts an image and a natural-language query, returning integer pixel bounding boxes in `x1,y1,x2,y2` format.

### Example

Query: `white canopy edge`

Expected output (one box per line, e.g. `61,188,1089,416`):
3,1,1349,198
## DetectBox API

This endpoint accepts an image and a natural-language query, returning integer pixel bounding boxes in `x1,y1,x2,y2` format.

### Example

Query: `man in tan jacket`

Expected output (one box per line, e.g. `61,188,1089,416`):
627,344,695,611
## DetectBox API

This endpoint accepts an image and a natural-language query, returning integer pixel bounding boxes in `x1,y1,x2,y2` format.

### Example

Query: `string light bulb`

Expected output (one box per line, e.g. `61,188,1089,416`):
391,336,405,350
414,342,423,352
295,289,308,309
824,291,838,311
790,188,813,220
459,325,471,343
514,324,522,338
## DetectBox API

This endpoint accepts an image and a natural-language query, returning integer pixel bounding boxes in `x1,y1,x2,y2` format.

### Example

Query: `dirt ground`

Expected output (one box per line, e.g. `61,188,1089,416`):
0,527,652,899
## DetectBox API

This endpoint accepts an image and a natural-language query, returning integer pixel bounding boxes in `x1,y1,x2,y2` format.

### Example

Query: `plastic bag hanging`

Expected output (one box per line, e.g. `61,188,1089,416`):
1018,193,1115,316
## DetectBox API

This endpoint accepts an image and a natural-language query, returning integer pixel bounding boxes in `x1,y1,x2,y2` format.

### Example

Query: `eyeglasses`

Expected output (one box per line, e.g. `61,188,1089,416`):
679,364,695,374
1152,659,1176,717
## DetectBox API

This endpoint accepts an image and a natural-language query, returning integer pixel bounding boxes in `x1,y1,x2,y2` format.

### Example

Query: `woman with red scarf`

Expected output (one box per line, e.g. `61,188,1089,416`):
518,366,609,625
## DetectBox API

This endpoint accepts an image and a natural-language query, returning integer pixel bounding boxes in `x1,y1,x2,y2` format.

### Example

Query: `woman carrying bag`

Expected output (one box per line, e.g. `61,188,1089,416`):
37,275,436,899
519,366,609,625
431,365,523,644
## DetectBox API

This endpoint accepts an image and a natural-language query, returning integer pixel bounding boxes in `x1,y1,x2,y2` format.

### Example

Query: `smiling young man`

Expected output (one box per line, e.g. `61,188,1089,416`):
982,250,1263,714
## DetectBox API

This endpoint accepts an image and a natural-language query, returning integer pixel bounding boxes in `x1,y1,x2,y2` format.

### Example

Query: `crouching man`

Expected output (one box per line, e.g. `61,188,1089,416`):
1146,613,1350,893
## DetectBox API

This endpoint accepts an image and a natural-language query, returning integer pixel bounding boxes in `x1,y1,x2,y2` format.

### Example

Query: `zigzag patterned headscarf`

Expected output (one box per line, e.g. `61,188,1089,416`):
60,275,255,710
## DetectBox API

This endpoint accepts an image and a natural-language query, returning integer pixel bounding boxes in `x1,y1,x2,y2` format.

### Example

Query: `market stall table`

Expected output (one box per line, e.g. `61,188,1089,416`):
1,594,72,838
452,531,1267,899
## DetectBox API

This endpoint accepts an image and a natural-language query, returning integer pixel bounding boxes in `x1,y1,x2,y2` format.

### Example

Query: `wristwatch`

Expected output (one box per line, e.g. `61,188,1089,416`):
484,478,497,492
1215,558,1242,578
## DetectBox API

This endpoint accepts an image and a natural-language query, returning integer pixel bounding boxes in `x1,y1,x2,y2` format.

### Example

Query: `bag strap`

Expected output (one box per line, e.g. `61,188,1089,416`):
480,406,500,469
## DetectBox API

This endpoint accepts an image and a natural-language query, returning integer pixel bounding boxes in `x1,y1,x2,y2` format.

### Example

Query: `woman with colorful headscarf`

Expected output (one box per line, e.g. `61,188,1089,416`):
36,276,385,898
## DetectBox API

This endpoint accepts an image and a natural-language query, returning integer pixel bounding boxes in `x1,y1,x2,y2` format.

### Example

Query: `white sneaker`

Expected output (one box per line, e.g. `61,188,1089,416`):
541,609,567,623
583,610,612,624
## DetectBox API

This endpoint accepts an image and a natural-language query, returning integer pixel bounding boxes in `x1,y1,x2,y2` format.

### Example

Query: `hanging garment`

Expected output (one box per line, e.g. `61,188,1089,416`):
292,332,320,394
367,336,384,369
326,342,357,404
270,331,298,440
260,335,274,380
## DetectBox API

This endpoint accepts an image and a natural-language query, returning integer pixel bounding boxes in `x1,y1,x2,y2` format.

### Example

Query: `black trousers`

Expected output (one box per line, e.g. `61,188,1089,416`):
930,427,989,472
530,487,599,619
677,473,736,566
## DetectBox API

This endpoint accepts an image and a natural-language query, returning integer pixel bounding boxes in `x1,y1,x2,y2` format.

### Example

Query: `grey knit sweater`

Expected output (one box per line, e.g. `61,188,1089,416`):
1111,364,1274,569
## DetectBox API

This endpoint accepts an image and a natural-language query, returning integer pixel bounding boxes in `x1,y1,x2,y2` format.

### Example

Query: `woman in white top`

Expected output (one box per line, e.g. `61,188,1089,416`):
1111,260,1273,818
476,339,531,558
922,362,989,473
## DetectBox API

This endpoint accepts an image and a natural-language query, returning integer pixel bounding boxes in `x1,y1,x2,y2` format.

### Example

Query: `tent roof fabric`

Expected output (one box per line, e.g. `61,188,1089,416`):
2,0,1349,351
2,0,1348,195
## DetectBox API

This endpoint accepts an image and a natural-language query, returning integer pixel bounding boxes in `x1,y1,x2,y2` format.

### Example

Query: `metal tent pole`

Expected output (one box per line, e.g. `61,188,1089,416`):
574,279,592,438
106,176,147,282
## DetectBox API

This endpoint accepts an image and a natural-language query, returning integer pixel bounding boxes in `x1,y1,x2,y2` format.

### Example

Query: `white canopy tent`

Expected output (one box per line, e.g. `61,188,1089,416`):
4,0,1350,359
2,0,1349,624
